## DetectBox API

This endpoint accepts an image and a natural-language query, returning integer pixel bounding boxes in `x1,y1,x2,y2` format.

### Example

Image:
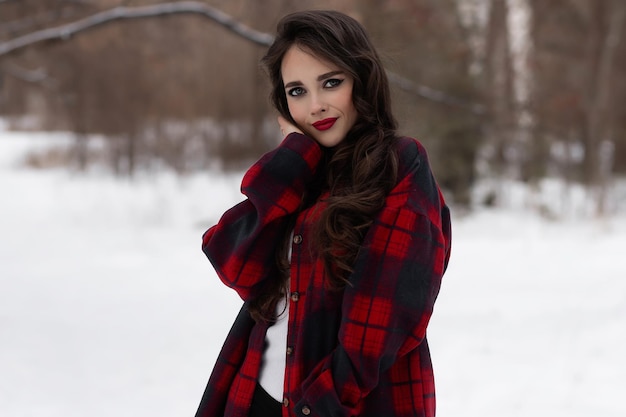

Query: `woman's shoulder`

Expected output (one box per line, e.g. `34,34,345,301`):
394,136,431,178
392,136,444,203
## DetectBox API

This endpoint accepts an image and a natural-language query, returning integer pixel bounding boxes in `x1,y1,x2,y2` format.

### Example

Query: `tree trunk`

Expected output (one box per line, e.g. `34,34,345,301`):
484,0,516,201
584,0,625,215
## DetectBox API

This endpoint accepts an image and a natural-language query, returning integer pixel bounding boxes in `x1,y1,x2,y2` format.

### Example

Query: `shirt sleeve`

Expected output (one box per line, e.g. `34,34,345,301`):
295,138,452,417
202,133,323,301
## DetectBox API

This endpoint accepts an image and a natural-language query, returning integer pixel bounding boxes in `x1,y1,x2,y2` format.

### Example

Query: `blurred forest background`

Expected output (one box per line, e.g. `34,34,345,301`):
0,0,625,213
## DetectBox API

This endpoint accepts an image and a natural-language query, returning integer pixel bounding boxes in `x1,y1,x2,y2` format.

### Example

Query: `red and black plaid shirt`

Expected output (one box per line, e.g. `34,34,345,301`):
196,133,451,417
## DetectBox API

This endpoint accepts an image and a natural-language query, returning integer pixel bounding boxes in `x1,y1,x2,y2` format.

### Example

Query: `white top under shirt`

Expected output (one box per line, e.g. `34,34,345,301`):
258,294,290,401
257,232,293,401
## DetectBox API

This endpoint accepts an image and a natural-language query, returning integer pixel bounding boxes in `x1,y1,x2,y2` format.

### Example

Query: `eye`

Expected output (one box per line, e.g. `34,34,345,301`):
287,86,306,97
324,78,343,88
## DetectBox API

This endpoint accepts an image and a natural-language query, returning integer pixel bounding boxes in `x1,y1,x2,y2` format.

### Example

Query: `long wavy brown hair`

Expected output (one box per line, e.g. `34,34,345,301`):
250,10,399,322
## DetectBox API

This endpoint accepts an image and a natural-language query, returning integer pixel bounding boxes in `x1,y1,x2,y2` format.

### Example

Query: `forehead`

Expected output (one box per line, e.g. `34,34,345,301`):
280,46,342,83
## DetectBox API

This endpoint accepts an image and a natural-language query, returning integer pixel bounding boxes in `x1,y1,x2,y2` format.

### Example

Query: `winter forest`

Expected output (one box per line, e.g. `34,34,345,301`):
1,1,625,416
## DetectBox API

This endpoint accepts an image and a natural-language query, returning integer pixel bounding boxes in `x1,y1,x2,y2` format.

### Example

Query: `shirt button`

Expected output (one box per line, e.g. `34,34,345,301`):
290,291,300,302
283,397,289,407
302,405,311,415
293,234,303,244
286,346,294,355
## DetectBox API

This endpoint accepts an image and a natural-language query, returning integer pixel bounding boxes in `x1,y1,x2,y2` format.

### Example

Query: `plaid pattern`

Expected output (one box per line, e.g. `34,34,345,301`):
196,133,451,417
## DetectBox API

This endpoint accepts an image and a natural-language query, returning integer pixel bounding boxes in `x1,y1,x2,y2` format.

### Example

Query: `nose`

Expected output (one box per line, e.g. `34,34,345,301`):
309,93,326,115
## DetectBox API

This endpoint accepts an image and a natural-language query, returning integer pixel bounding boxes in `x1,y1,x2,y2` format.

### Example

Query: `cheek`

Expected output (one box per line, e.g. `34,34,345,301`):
343,97,357,121
340,91,356,116
287,101,307,124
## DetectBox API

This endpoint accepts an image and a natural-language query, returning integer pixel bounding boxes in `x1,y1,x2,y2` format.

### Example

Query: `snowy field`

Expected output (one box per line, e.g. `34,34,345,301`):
1,124,625,417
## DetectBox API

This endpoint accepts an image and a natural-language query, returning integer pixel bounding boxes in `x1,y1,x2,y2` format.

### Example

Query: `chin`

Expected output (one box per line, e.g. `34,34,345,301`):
312,132,346,148
317,139,342,148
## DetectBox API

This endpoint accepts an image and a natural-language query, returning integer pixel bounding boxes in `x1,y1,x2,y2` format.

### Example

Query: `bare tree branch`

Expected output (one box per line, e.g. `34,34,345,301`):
0,1,483,113
0,61,49,83
0,1,274,57
387,70,485,115
0,9,83,35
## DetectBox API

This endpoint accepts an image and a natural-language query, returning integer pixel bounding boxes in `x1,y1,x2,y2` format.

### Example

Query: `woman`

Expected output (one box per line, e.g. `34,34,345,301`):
195,10,451,417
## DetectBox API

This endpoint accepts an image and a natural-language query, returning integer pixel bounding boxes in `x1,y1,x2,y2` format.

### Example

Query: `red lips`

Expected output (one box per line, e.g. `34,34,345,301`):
312,118,337,131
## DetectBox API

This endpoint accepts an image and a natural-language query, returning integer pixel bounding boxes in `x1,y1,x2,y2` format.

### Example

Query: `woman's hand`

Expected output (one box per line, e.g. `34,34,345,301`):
278,115,303,137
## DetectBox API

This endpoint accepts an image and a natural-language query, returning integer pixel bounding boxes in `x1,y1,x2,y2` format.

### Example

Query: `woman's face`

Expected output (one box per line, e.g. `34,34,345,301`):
280,46,358,147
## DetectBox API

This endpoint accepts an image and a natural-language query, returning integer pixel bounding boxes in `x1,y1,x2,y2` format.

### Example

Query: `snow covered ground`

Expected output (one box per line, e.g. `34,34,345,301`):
1,125,625,417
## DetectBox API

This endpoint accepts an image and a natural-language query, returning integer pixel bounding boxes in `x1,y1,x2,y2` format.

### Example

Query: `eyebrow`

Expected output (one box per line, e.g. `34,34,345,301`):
284,70,345,89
